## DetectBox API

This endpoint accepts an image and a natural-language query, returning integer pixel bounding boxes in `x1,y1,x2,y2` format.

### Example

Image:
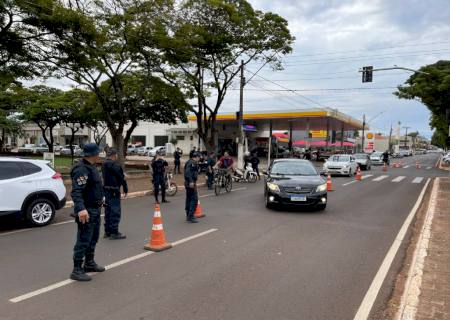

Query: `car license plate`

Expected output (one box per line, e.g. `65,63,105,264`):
291,196,307,202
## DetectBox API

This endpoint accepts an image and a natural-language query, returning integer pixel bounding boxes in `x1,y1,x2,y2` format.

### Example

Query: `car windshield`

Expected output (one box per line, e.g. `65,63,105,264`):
271,161,318,176
371,152,382,157
329,155,350,162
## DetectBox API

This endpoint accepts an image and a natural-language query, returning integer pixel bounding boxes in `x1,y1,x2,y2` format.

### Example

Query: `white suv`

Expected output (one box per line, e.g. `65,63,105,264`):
0,158,67,226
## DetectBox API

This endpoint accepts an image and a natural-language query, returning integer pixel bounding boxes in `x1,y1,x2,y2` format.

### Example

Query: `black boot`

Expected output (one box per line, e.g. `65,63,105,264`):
84,254,105,273
70,260,91,281
109,232,126,240
162,198,170,203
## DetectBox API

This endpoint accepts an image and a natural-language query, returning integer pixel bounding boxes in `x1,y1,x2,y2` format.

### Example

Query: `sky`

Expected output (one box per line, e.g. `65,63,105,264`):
220,0,450,138
33,0,450,139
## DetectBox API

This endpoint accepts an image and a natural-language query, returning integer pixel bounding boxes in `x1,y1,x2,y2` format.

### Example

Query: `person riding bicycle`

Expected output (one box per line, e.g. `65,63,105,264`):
215,151,234,180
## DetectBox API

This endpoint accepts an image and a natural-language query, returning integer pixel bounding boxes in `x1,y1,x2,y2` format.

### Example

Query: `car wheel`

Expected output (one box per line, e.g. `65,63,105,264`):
26,198,56,227
316,204,327,211
265,194,273,209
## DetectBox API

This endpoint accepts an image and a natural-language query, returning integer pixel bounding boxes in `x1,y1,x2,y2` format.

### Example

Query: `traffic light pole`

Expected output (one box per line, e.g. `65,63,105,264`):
237,60,245,169
361,114,366,152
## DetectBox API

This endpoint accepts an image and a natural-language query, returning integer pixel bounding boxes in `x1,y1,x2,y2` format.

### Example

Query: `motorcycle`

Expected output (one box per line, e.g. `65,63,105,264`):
233,164,258,183
165,172,178,196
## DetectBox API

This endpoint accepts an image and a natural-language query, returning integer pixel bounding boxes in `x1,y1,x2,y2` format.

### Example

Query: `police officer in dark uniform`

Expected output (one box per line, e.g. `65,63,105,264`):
151,151,169,204
102,148,128,240
184,152,200,223
70,143,105,282
206,152,216,190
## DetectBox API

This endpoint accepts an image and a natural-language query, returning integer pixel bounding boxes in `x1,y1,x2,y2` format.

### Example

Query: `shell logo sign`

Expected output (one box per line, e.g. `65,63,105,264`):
365,132,375,152
366,133,374,139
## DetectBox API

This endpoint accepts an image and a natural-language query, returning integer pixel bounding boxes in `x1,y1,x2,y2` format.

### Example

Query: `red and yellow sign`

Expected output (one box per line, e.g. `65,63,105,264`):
310,130,327,138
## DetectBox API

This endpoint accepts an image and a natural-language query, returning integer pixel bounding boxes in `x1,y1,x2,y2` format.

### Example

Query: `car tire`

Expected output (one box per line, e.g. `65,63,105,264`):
25,198,56,227
316,204,327,211
265,194,273,209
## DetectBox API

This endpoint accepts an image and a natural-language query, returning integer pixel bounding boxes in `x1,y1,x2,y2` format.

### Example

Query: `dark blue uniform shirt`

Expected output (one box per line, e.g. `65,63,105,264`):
184,159,198,184
102,159,128,194
71,159,104,213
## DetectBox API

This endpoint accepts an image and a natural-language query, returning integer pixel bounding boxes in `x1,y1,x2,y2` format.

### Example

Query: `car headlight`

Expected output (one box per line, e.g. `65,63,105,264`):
316,183,327,192
267,182,280,193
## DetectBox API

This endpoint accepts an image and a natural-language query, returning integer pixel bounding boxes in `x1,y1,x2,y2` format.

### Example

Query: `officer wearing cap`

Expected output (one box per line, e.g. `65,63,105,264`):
70,143,105,281
102,148,128,240
151,151,169,204
184,152,200,223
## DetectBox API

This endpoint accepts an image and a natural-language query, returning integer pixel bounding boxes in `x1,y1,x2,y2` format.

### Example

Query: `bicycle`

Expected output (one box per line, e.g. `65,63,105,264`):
214,168,233,196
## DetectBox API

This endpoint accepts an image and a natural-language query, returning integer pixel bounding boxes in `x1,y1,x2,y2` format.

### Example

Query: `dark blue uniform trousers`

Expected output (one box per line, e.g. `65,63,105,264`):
104,190,122,234
73,208,101,262
185,184,198,220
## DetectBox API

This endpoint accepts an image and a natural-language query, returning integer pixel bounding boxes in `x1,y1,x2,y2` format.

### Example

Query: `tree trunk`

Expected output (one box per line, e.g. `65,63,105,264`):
0,128,5,152
69,127,77,165
111,129,125,165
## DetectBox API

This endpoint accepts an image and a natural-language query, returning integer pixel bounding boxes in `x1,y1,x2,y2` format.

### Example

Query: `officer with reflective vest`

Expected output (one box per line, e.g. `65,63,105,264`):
70,143,105,282
184,152,200,223
102,148,128,240
151,151,169,204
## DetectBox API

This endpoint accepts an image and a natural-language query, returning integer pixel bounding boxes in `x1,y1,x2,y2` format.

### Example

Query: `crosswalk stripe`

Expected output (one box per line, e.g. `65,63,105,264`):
373,175,389,181
426,167,432,170
392,176,405,183
412,177,424,184
403,165,410,168
361,174,373,180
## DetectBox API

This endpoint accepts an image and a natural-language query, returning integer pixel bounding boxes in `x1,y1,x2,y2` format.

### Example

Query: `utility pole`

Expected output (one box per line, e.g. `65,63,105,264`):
388,124,393,153
403,126,411,147
237,60,245,169
361,114,366,152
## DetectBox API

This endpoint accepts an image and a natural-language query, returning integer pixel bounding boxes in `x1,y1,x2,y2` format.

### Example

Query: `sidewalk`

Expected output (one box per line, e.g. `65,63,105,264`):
397,177,450,320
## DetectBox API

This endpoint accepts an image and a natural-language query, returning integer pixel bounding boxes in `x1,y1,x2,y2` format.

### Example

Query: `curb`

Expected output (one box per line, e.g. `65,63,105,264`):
395,178,440,320
63,183,205,209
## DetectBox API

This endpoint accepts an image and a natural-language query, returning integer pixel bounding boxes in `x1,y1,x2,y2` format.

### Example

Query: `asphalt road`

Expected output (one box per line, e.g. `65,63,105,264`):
0,153,445,320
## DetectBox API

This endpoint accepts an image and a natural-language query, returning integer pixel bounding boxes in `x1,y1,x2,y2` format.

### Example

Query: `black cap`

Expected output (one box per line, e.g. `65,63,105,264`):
107,148,118,157
83,143,100,157
192,152,201,158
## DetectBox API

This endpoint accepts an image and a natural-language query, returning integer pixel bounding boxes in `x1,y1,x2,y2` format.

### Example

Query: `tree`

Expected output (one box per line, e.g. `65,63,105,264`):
156,0,294,151
396,60,450,148
18,85,65,152
0,81,22,151
407,131,419,149
43,0,189,163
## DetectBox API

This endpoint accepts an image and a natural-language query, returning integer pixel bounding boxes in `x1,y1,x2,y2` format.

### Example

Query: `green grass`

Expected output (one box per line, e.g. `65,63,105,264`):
27,155,76,172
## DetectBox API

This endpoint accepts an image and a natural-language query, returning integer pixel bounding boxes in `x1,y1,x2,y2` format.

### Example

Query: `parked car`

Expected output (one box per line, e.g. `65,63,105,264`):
127,145,139,155
264,159,327,210
0,158,66,226
18,144,35,153
370,151,384,165
323,154,358,176
137,146,153,156
353,153,372,170
148,146,166,157
60,145,82,156
443,153,450,164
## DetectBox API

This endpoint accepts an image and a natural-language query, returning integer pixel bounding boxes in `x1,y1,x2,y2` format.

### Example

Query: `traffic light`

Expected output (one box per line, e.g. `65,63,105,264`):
362,66,373,83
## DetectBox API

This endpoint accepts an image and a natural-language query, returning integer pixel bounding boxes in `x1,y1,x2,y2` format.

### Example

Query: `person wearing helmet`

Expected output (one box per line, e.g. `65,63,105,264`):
70,143,105,281
151,151,169,204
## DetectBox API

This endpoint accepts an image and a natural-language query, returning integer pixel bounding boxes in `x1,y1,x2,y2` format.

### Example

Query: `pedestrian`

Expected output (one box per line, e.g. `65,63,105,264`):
69,143,105,282
250,152,260,179
244,151,251,169
184,152,200,223
102,148,128,240
206,152,216,190
174,147,182,174
382,150,390,165
189,146,197,159
316,149,321,161
151,151,169,204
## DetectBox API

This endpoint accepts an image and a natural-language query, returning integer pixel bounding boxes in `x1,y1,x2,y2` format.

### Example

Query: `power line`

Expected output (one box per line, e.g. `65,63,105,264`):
238,86,398,92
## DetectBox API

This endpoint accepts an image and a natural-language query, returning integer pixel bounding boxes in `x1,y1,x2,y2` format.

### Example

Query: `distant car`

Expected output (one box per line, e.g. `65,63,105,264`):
137,146,153,156
264,159,327,210
353,153,372,170
18,144,35,153
127,145,139,155
0,158,66,226
323,154,358,176
370,152,384,165
443,153,450,164
60,145,82,156
148,146,166,157
34,145,49,154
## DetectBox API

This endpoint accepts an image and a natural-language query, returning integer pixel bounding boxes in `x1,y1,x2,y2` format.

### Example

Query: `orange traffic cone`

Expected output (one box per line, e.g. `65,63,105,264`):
327,174,333,191
144,204,172,252
356,167,362,181
382,162,388,172
194,200,205,218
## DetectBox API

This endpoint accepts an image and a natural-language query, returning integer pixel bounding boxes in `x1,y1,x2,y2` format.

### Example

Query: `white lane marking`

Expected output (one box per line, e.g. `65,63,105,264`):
343,181,357,186
373,175,389,182
396,179,438,320
9,228,219,303
403,165,411,169
412,177,424,184
392,176,405,183
352,178,431,320
361,175,373,180
426,166,432,170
